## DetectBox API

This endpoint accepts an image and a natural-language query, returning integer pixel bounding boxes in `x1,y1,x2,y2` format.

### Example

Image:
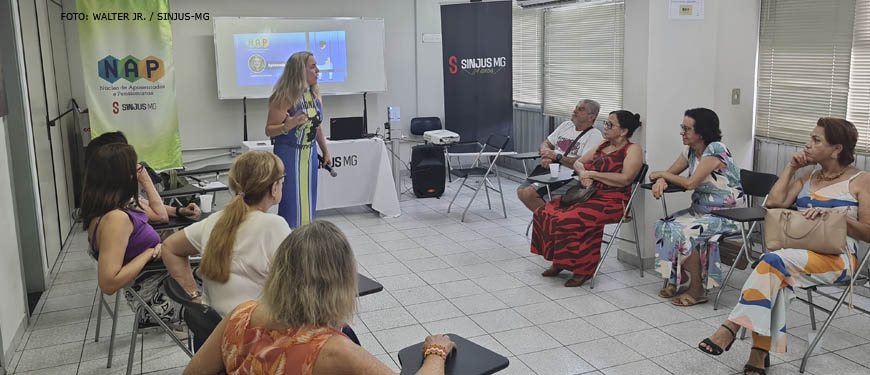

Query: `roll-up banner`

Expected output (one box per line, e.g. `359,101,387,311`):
440,0,513,150
77,0,182,170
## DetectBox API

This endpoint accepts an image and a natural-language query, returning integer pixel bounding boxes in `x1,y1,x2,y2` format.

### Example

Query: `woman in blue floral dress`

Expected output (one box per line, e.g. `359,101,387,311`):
649,108,742,306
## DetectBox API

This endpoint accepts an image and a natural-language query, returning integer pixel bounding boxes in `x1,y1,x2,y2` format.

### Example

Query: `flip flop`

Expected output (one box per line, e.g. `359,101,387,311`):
671,293,708,307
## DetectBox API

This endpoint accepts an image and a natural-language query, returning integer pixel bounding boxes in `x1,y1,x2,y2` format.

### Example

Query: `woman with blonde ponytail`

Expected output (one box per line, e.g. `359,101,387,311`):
162,151,290,334
265,51,332,228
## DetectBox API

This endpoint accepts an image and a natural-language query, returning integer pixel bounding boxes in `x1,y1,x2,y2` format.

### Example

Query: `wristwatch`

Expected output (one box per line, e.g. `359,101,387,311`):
555,154,564,163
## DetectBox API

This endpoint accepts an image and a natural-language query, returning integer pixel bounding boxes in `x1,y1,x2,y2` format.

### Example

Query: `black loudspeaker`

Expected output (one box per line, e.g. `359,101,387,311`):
411,144,446,198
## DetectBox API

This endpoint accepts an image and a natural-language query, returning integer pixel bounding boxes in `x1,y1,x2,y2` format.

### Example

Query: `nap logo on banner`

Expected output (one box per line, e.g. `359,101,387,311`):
447,55,507,76
98,55,165,83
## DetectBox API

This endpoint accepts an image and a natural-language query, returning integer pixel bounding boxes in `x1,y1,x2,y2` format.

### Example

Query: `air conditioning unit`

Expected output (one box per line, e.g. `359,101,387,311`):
516,0,578,9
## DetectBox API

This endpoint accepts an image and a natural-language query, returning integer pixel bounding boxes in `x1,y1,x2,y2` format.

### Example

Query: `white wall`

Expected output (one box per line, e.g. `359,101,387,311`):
621,0,759,262
65,0,420,150
0,116,28,362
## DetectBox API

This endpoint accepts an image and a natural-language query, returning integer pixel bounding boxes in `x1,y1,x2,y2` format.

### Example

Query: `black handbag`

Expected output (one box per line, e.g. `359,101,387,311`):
560,184,597,206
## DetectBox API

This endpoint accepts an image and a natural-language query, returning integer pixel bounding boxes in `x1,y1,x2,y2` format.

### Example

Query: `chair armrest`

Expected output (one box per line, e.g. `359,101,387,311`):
639,183,687,193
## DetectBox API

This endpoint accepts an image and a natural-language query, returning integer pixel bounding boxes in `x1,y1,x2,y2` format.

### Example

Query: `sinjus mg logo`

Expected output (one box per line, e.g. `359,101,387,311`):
447,55,507,75
98,55,164,83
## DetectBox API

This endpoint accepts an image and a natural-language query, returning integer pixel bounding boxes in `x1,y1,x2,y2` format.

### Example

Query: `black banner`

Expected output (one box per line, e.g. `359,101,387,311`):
441,1,513,150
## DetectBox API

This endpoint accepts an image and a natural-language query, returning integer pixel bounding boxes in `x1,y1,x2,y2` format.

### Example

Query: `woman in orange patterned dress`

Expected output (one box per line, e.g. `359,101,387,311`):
183,221,456,375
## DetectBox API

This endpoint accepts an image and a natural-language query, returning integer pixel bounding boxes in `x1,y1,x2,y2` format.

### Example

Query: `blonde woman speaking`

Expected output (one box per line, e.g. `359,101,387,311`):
265,51,332,228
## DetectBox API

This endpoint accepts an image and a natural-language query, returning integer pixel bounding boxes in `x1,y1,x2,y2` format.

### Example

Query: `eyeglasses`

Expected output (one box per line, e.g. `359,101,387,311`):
680,124,692,133
603,120,616,129
274,173,287,184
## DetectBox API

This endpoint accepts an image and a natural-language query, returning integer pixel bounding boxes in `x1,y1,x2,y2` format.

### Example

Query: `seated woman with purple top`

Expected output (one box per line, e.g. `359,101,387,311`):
81,143,178,326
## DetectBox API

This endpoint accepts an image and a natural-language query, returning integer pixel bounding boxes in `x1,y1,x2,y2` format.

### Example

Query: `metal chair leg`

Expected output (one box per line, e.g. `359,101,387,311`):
126,307,143,375
495,166,506,218
632,207,643,277
591,220,624,289
461,177,487,222
484,178,492,210
807,288,817,331
447,177,466,213
107,292,120,368
95,290,103,343
800,285,849,373
714,225,749,310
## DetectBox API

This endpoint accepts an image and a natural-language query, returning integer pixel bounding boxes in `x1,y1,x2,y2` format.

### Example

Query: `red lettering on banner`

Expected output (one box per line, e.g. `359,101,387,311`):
112,101,119,114
448,56,458,74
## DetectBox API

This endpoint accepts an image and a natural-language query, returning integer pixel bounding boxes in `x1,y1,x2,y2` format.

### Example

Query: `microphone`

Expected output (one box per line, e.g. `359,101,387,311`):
318,154,337,177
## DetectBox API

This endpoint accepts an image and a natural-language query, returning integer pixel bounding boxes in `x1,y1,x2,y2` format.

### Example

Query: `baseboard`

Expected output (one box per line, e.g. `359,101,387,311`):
1,313,27,372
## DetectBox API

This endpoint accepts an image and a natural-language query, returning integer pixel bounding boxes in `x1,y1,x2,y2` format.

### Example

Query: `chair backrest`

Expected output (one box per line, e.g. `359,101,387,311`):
483,134,511,151
163,277,222,341
634,163,649,185
740,169,778,198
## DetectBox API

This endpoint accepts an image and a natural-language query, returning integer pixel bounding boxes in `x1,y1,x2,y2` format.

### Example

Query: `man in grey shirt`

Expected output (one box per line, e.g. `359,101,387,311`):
516,99,603,211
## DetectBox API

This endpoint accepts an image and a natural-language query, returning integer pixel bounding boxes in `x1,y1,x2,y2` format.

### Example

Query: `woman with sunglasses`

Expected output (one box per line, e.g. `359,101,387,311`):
531,110,644,287
650,108,742,306
265,51,332,228
162,151,291,347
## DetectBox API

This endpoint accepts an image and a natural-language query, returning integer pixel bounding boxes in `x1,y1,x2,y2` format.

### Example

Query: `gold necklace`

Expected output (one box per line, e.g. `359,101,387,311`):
816,168,847,182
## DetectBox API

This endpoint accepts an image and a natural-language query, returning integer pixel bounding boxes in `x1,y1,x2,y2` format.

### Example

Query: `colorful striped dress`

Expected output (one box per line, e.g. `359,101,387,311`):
727,171,862,353
273,89,322,229
654,142,743,289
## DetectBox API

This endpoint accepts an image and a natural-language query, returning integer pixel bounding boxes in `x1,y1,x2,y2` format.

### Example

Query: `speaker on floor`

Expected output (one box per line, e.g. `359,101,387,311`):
410,144,446,198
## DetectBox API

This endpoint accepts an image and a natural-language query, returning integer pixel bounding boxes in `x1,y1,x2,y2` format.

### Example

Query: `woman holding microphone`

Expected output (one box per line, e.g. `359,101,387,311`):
265,51,332,228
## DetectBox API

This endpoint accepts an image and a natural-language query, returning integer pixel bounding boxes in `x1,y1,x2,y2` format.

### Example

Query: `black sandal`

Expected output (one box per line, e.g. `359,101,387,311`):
698,324,736,355
743,347,770,375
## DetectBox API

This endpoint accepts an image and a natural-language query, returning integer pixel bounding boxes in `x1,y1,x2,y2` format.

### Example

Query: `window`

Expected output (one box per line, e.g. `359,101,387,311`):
755,0,855,146
847,0,870,153
543,1,624,119
513,4,543,106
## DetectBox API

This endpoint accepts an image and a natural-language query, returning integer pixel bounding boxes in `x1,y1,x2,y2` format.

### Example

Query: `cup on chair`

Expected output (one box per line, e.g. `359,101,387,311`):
549,163,560,178
200,194,213,213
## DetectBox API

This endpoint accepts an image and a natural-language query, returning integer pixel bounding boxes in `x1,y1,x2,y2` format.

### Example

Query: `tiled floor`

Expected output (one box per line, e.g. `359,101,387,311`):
7,176,870,374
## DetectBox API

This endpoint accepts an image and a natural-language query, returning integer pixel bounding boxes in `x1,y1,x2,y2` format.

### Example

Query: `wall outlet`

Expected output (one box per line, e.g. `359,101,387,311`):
731,88,741,105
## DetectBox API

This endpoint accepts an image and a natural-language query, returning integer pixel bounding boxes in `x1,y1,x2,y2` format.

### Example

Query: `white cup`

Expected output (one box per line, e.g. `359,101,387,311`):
200,194,213,213
549,163,560,178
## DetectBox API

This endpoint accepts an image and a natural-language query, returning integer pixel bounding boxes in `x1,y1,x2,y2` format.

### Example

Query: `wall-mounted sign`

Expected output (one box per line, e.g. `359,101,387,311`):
669,0,704,20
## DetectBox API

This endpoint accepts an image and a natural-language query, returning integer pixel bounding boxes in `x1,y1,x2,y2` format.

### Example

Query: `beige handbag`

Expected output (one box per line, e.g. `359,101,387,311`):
764,208,848,255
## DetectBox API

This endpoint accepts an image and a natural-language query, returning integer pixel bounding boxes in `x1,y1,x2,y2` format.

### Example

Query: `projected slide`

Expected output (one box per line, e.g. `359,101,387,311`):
233,31,347,87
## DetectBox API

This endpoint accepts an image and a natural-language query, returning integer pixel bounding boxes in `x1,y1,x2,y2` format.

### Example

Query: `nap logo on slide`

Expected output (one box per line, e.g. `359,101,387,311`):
447,55,507,76
98,55,164,83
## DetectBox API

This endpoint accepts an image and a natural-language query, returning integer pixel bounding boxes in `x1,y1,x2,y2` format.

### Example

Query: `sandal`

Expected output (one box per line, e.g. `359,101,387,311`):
564,275,589,287
743,347,770,375
672,293,708,306
698,324,736,356
542,266,562,277
659,271,691,298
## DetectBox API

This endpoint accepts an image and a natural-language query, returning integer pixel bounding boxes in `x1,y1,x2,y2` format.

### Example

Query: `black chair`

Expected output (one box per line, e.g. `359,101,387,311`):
710,169,778,309
590,163,649,288
162,275,222,352
446,135,511,222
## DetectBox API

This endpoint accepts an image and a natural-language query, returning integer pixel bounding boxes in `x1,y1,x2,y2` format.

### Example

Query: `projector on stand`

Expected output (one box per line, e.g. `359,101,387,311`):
423,129,460,145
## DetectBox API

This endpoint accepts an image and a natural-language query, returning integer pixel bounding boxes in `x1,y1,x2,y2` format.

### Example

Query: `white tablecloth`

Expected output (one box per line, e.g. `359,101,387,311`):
242,138,401,217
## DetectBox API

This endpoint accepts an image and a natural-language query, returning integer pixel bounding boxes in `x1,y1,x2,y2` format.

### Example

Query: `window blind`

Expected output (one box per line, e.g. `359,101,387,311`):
513,4,543,105
756,0,855,145
543,1,624,119
847,0,870,154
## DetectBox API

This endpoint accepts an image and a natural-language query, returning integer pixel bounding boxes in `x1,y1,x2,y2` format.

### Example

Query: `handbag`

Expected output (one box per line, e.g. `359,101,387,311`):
763,208,848,255
560,184,597,206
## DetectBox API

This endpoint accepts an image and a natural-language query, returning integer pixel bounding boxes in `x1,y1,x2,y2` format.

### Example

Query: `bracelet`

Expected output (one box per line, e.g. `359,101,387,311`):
421,344,447,361
175,206,180,216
